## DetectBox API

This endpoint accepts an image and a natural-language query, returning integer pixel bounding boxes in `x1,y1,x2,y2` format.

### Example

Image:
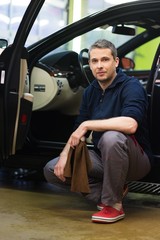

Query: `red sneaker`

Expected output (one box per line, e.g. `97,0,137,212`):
92,206,125,223
97,184,128,210
97,203,106,211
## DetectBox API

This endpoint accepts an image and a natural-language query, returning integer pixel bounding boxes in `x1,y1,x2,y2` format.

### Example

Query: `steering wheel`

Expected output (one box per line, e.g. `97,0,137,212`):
78,48,94,86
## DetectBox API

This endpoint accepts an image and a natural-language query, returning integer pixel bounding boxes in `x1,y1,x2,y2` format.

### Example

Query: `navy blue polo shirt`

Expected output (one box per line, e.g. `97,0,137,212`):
74,68,152,162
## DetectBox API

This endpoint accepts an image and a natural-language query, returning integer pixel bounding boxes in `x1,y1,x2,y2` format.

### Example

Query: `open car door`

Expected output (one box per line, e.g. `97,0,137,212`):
0,0,45,161
146,44,160,160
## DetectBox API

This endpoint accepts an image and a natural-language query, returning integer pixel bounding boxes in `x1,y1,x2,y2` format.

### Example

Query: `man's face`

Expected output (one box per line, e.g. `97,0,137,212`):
89,48,119,83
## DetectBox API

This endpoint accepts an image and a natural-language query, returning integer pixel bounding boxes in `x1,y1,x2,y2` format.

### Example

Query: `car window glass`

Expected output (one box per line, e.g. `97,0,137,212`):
54,26,160,72
25,0,68,46
0,0,31,44
133,38,160,70
0,0,68,46
60,25,135,53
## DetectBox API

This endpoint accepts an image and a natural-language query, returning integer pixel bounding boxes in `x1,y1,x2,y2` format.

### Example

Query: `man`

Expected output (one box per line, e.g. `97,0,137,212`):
44,39,152,223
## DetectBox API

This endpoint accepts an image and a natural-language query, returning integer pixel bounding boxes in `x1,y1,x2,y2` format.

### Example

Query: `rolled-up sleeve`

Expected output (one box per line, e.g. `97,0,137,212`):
120,80,148,125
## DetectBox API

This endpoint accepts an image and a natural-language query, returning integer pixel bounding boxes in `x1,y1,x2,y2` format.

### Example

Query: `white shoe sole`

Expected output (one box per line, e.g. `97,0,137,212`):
92,214,125,223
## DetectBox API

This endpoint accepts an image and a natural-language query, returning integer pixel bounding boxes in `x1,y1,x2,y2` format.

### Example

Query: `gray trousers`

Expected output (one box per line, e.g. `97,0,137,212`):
43,131,151,206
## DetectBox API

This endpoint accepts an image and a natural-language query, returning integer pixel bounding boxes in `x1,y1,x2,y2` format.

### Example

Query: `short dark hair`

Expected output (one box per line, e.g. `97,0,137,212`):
88,39,117,60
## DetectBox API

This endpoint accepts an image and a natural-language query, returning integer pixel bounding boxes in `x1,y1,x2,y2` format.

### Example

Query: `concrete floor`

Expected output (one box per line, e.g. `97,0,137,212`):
0,168,160,240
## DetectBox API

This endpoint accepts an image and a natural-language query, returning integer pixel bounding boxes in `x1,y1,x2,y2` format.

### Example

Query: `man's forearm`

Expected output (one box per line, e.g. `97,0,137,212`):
82,116,138,135
60,141,71,157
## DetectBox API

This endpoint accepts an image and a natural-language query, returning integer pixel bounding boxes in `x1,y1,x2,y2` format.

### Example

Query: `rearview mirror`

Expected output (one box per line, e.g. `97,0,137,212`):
112,25,135,36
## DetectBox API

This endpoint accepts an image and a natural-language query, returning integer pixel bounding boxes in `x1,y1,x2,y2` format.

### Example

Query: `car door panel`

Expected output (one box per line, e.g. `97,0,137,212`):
0,0,45,160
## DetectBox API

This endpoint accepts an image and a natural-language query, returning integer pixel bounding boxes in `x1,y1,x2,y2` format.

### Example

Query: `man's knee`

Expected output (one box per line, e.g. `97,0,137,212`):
98,131,126,149
43,157,58,183
43,161,52,182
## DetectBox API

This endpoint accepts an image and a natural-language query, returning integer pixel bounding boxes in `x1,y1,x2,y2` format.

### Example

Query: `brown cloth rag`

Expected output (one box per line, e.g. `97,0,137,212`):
64,141,92,194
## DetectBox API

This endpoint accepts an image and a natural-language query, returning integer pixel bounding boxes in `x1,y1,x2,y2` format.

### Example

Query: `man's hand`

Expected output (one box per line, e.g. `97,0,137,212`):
53,122,87,181
54,152,68,182
69,123,87,148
